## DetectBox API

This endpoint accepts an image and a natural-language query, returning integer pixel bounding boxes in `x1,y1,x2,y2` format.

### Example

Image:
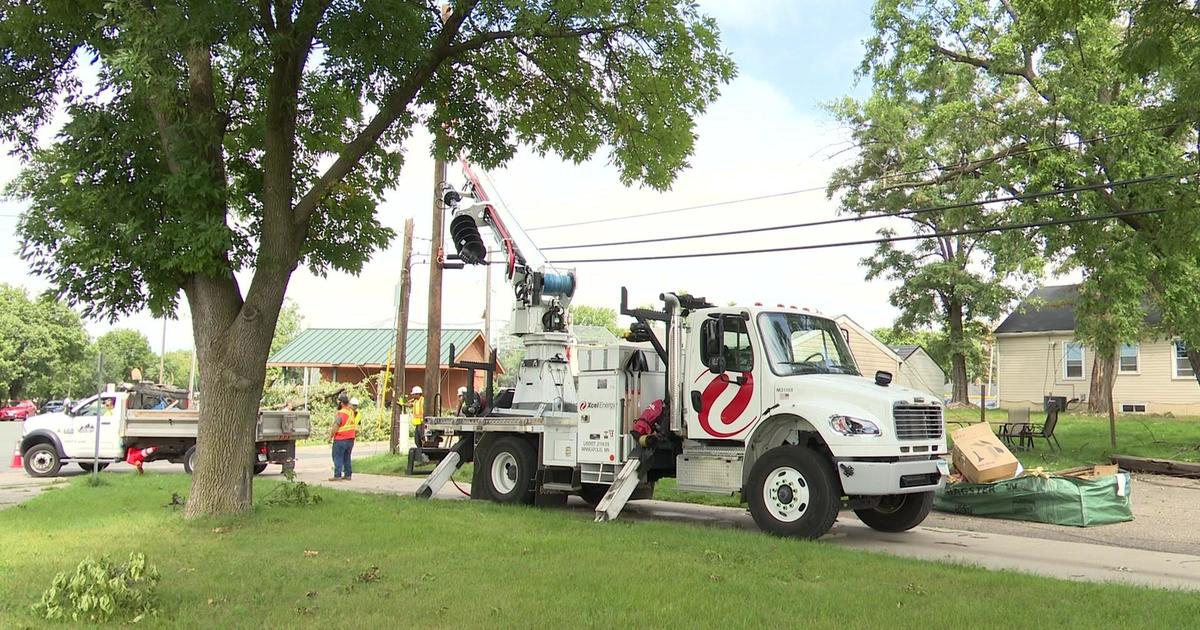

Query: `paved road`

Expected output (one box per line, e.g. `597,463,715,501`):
4,442,1199,591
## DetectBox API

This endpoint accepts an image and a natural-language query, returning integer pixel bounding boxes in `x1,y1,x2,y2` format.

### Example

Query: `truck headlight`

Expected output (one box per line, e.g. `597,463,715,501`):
829,415,881,436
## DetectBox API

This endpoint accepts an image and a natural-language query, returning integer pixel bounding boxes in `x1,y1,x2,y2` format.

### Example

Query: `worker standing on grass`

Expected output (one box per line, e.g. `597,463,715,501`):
329,393,358,481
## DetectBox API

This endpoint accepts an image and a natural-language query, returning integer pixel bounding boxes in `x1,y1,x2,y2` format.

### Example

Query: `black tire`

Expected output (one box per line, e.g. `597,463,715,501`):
746,445,840,539
854,492,934,533
78,462,109,473
478,435,535,504
406,448,418,475
23,444,62,478
577,484,608,507
183,446,198,475
253,463,268,475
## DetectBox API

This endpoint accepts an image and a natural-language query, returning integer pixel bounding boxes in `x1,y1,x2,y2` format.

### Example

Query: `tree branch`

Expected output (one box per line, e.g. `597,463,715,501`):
448,23,630,56
880,141,1029,192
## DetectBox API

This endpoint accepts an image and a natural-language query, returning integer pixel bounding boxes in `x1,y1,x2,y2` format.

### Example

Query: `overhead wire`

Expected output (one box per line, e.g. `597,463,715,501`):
548,208,1165,264
524,122,1185,232
541,172,1186,251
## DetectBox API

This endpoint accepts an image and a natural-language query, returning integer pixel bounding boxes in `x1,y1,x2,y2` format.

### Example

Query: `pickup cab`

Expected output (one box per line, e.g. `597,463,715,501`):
20,390,310,477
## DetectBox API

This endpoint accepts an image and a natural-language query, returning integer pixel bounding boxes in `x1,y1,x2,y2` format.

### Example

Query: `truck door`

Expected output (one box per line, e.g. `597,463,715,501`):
686,313,761,441
66,395,122,458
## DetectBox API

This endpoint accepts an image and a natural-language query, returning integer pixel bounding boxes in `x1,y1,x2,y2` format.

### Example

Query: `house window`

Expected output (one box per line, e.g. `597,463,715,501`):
1120,403,1148,414
1175,341,1194,379
1118,343,1139,374
1063,342,1085,379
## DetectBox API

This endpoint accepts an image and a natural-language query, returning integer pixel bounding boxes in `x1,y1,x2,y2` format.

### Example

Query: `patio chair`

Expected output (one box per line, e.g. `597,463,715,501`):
997,407,1031,449
998,399,1063,451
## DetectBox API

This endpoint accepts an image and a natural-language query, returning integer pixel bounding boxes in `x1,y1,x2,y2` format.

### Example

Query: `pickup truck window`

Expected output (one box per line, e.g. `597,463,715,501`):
758,312,860,376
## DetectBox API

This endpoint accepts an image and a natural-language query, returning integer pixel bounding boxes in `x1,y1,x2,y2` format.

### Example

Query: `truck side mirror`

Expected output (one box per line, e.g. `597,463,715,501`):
704,316,726,375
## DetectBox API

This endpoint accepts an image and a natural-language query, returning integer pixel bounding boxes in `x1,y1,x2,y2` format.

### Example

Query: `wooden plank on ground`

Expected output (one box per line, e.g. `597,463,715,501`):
1110,455,1200,479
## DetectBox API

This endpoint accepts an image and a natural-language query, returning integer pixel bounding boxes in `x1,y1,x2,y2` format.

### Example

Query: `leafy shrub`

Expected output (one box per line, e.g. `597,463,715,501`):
261,468,324,507
263,380,394,443
33,553,160,623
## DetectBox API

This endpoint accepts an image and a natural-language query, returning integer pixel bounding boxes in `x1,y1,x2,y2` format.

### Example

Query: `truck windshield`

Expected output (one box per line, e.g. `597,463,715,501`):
757,312,860,376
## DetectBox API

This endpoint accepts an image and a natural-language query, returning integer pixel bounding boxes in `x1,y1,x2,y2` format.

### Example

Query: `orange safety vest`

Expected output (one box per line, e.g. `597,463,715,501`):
410,396,424,426
333,407,358,440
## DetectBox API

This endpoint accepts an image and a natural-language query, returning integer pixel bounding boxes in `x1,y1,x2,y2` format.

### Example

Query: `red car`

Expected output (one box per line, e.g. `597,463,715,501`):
0,400,37,421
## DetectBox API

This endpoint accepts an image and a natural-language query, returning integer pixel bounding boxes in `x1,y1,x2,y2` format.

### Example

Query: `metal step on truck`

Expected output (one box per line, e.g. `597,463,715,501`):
414,162,948,540
20,384,310,477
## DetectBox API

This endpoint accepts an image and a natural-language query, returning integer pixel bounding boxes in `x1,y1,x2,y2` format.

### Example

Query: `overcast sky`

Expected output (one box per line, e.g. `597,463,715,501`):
0,0,962,352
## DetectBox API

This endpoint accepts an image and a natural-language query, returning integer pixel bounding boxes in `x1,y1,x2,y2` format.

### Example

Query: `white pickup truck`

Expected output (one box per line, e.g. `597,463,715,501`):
20,390,310,477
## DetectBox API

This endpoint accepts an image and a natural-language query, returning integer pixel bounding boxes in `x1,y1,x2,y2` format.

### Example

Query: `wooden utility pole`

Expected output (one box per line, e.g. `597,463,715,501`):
424,149,447,414
390,218,414,454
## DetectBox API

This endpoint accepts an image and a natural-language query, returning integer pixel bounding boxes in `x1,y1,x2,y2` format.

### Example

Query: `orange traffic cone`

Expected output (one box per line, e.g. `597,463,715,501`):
10,441,21,469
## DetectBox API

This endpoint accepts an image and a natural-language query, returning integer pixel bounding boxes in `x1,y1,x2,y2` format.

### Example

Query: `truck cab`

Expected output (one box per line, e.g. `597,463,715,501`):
677,305,946,537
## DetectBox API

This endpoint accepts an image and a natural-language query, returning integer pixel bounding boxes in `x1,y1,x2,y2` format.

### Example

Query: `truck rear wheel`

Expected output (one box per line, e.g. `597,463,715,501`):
24,444,62,478
746,445,839,540
183,446,197,475
480,436,535,504
854,492,934,533
253,463,268,475
78,462,109,473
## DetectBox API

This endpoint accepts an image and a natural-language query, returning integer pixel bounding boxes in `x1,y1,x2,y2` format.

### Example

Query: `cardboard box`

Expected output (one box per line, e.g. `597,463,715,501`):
1052,464,1119,480
950,422,1020,483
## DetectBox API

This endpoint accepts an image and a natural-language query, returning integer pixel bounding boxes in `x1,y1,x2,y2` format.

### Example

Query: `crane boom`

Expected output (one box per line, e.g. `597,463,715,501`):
442,160,578,414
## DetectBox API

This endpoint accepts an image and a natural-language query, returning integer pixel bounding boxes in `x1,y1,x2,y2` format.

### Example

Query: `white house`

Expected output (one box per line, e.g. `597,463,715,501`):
834,315,949,398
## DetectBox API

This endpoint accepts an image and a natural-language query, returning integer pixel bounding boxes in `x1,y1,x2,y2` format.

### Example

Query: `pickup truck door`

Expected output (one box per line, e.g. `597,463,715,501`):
685,313,762,441
66,395,123,459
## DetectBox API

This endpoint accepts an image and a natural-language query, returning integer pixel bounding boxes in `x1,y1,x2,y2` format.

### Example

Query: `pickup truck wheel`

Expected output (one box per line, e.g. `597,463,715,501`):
481,436,535,504
78,462,109,473
746,445,839,540
24,444,62,478
854,492,934,533
183,446,197,475
252,463,268,475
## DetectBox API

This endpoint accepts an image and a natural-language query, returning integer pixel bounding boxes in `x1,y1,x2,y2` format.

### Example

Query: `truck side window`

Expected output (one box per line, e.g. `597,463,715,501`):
722,316,753,372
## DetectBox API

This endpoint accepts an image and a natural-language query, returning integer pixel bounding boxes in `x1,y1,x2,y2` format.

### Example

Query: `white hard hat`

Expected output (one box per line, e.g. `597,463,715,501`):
349,397,360,406
457,386,467,395
411,386,423,395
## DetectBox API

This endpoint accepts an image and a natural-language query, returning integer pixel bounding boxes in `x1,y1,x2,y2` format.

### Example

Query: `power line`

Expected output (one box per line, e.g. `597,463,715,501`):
541,172,1187,251
525,123,1184,232
548,208,1164,264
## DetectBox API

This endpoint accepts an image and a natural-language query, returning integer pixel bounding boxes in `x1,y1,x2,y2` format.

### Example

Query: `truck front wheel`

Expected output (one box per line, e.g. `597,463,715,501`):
24,444,62,478
854,492,934,533
746,445,839,539
480,436,535,504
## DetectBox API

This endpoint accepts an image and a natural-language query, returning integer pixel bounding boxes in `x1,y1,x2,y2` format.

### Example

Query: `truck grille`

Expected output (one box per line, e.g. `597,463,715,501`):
893,404,943,440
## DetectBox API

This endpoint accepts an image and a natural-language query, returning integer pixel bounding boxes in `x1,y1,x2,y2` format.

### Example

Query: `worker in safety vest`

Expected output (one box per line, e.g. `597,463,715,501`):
329,393,358,481
410,386,425,446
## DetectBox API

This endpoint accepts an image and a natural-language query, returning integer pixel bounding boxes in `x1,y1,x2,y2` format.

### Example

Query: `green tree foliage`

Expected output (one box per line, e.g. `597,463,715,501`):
870,326,990,382
95,329,155,385
854,0,1200,392
265,299,303,387
0,284,92,400
570,304,624,337
829,25,1042,404
148,349,194,388
1,1,733,516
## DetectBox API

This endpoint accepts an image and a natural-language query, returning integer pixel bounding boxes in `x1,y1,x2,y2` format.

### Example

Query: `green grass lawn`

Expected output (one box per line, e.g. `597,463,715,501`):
944,408,1200,470
1,476,1196,629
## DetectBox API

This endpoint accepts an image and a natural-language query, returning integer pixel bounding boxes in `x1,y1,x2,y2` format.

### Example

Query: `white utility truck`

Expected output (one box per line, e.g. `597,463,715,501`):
20,385,310,477
417,163,947,539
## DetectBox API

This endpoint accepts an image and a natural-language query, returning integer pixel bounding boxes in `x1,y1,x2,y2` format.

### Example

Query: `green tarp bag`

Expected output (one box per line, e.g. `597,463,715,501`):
933,472,1133,527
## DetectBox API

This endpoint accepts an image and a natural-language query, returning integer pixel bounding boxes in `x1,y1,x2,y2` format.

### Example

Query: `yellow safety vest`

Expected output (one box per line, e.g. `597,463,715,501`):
333,407,359,440
411,397,424,426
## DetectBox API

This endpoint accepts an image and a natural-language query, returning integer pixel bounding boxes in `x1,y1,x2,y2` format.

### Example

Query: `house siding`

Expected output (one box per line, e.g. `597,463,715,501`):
841,324,900,379
996,333,1200,415
898,350,948,397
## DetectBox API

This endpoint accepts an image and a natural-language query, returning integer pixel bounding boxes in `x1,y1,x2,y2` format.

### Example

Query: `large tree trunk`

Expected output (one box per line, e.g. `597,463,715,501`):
947,298,970,405
183,274,284,518
1088,352,1115,414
